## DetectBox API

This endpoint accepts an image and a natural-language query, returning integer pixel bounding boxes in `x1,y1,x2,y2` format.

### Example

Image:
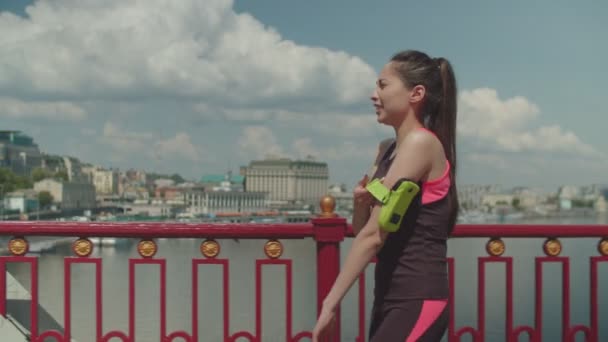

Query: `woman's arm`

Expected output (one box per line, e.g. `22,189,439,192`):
320,131,435,312
351,202,371,236
352,138,394,235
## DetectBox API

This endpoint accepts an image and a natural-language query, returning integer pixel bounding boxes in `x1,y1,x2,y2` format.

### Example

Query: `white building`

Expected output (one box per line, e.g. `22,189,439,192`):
511,187,544,209
559,185,581,200
242,157,328,206
481,194,514,208
458,184,503,210
2,189,39,213
328,184,354,212
82,167,119,196
34,179,96,210
595,196,606,212
185,190,267,216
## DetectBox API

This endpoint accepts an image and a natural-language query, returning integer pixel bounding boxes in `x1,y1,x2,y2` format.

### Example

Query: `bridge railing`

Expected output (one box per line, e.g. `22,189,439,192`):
0,199,607,342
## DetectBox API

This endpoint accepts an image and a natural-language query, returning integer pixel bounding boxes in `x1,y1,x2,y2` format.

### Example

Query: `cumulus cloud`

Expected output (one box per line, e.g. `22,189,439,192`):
100,122,201,161
0,97,86,120
237,126,285,159
154,132,201,162
466,153,509,170
0,0,376,108
237,126,377,163
459,88,600,157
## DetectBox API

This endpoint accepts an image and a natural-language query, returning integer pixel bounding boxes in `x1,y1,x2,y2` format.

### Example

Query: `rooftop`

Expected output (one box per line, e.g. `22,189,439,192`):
0,131,37,147
200,174,245,184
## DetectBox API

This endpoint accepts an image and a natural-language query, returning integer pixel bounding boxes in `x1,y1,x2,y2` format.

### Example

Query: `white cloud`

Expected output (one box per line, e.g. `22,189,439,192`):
238,126,377,163
467,153,509,170
195,102,386,138
0,97,86,120
292,138,319,159
100,122,154,153
0,0,375,108
237,126,285,159
1,1,602,189
459,88,601,157
315,114,388,137
100,122,202,162
154,132,201,162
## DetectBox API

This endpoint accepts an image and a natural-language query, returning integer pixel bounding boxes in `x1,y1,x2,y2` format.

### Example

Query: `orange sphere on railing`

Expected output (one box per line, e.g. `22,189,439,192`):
319,194,337,218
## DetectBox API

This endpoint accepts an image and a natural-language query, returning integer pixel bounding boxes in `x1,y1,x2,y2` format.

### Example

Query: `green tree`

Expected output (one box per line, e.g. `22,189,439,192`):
0,168,33,194
170,173,185,184
511,197,521,210
32,167,51,182
38,191,54,208
54,170,69,181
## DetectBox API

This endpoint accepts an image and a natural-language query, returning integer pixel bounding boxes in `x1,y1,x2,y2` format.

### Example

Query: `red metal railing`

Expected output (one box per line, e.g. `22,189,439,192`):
1,218,607,342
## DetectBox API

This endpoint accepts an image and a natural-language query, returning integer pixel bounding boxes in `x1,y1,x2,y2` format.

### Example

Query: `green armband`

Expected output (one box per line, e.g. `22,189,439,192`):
365,178,420,232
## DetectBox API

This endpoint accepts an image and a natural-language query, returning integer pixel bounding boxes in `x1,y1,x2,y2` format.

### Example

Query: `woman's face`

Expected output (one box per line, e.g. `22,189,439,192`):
370,62,412,126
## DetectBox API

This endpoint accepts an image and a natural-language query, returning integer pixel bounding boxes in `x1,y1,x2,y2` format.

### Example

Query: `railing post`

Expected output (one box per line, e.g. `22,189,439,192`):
312,195,346,342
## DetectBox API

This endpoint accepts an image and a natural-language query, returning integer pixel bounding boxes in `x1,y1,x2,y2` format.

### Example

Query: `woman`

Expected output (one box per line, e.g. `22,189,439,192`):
312,50,458,342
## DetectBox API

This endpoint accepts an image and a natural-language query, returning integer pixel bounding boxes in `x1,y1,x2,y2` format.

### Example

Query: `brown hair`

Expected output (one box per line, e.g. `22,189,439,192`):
390,50,459,233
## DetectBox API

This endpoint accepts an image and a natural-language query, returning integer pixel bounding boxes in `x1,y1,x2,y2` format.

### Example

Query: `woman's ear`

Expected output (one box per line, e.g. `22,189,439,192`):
409,85,426,104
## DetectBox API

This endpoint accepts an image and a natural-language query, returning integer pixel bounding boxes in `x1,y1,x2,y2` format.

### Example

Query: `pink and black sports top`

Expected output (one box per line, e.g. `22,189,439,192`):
370,131,453,301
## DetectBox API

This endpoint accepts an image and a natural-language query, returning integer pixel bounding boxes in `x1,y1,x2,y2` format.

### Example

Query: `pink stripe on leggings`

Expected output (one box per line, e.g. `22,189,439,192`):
405,300,448,342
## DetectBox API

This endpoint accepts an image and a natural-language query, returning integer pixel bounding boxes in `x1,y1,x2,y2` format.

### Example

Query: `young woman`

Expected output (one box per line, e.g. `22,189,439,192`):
312,50,459,341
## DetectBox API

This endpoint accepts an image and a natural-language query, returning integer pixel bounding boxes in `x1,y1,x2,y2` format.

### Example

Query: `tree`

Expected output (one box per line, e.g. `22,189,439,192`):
32,167,50,182
511,197,521,210
170,173,185,184
38,191,54,208
54,170,69,181
0,168,33,194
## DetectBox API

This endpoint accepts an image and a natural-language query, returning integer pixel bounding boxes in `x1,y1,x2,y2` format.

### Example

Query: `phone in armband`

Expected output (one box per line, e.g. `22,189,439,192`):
365,178,420,232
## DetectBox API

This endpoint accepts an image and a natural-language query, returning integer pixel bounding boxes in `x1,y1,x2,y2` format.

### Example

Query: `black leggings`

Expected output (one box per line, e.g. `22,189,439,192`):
369,299,449,342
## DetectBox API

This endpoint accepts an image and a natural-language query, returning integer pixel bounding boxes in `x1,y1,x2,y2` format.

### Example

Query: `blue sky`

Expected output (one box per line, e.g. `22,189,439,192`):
1,0,607,191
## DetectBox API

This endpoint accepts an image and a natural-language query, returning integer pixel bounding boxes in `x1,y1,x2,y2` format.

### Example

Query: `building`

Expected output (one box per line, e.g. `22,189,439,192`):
328,184,353,212
511,187,544,209
595,196,606,212
2,189,39,214
154,183,203,205
185,190,267,216
200,171,244,192
0,131,43,176
242,157,329,207
34,179,96,210
40,155,88,182
82,167,119,196
458,184,502,210
481,194,514,208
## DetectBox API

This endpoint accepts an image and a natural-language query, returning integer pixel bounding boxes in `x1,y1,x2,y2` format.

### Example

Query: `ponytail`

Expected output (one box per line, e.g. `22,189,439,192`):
436,58,459,234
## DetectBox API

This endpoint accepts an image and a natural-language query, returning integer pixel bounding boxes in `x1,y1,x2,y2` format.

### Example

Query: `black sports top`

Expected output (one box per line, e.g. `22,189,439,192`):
370,137,452,301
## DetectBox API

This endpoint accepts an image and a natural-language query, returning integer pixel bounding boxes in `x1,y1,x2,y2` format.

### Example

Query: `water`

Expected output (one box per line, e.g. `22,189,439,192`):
5,214,608,342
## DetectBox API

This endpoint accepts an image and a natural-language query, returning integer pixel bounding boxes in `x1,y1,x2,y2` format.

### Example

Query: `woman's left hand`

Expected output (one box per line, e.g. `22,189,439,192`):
312,307,336,342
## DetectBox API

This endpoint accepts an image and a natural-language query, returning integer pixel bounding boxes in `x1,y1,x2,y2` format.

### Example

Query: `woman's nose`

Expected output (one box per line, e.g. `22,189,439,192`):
370,89,379,101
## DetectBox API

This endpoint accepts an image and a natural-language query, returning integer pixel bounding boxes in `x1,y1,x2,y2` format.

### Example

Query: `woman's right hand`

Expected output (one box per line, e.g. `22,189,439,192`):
353,175,373,208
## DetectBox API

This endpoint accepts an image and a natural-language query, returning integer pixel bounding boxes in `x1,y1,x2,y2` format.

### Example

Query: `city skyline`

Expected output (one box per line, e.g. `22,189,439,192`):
1,0,607,191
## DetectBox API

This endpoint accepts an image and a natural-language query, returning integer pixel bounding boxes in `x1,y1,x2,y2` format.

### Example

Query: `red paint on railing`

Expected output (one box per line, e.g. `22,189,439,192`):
64,258,103,342
535,257,570,342
0,221,607,342
0,257,39,339
312,217,347,342
35,329,63,342
3,221,608,238
193,258,229,342
590,256,608,342
0,221,314,238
